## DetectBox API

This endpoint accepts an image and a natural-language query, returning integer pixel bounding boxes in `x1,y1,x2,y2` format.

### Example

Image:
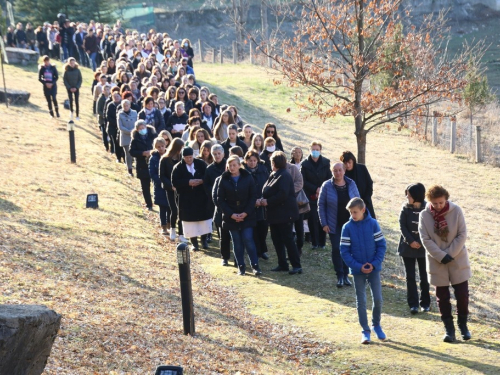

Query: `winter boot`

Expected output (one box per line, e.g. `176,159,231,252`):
251,264,262,276
457,315,472,340
49,110,55,118
201,234,208,249
55,106,60,118
442,316,456,343
237,264,246,276
191,237,199,251
160,225,169,235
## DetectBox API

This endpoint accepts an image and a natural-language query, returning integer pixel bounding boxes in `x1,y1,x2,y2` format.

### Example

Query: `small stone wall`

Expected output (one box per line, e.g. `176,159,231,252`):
5,47,39,66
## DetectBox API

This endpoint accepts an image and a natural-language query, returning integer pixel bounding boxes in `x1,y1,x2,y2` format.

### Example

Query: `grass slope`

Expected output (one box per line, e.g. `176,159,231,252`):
0,61,499,374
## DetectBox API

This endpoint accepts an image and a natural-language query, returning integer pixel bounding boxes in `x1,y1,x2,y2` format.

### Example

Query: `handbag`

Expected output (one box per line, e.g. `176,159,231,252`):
296,189,310,214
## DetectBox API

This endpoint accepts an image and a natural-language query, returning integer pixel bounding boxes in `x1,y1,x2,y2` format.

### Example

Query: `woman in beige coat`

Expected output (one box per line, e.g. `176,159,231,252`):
418,185,471,343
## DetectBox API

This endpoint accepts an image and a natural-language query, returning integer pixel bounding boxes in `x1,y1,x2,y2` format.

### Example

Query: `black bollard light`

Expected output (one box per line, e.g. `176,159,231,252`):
176,242,194,335
67,120,76,163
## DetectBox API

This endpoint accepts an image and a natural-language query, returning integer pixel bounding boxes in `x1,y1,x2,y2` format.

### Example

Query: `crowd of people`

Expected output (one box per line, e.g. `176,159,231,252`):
21,17,473,345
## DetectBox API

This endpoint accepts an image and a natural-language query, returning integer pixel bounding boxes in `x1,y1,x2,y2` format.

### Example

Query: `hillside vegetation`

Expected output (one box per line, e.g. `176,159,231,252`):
0,61,499,374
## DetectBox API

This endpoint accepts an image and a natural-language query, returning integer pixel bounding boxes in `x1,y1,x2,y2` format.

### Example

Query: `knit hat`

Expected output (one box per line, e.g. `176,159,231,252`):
182,147,194,157
407,183,426,204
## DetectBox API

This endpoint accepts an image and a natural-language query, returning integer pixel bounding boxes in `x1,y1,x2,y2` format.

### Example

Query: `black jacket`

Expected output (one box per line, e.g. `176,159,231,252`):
129,126,157,179
105,101,120,132
397,202,426,258
244,162,269,221
138,108,166,133
171,158,211,222
166,113,189,137
262,168,299,225
38,64,58,85
345,163,376,218
217,169,257,231
220,138,248,159
300,155,332,199
204,159,226,216
149,151,168,206
159,155,180,191
259,149,273,173
75,31,87,48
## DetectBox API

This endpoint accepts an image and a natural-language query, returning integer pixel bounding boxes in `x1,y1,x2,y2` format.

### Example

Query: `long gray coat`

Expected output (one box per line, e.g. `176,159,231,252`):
418,201,471,287
118,109,138,147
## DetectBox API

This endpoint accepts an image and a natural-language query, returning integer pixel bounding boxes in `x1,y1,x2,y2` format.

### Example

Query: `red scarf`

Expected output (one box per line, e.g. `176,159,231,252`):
429,201,450,242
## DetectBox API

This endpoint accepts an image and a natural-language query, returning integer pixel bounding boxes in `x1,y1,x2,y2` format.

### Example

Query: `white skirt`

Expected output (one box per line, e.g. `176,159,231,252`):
182,219,212,238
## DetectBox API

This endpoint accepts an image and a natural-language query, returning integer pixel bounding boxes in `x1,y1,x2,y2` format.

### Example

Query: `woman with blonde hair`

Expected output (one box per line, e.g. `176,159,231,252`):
213,110,235,141
249,134,264,154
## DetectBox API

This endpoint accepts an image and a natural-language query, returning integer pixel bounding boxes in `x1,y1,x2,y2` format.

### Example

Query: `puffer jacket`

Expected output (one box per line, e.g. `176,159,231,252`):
340,211,386,275
148,151,169,206
397,202,426,258
318,177,360,234
129,126,157,179
118,109,138,146
63,65,82,90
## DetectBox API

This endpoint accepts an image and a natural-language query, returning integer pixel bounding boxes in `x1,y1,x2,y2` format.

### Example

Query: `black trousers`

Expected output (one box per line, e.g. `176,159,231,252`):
402,256,431,309
270,222,301,269
308,200,326,247
77,46,89,67
107,127,124,161
159,205,171,226
216,223,231,260
294,213,304,251
253,220,269,256
139,177,153,209
66,88,80,117
99,123,109,152
166,189,183,234
43,85,58,113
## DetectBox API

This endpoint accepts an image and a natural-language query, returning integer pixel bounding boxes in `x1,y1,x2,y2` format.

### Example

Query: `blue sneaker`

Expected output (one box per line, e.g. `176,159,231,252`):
361,330,371,344
372,325,387,340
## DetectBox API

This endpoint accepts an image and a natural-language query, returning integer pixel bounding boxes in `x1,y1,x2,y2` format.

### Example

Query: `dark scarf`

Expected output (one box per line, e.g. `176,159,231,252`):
429,201,450,242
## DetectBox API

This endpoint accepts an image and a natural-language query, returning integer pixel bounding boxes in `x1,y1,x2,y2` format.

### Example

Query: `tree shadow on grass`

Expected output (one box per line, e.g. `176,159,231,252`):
0,197,23,212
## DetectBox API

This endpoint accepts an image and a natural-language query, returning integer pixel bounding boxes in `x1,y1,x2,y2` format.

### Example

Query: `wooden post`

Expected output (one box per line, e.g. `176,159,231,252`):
250,41,255,64
432,116,438,146
232,41,237,64
450,117,456,154
212,48,216,64
220,46,223,64
198,39,203,62
475,125,482,162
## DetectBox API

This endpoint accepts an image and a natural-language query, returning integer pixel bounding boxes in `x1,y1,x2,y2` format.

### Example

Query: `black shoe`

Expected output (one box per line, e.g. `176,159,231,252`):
260,252,269,260
237,265,246,276
201,236,208,249
221,259,229,266
289,267,302,275
336,278,344,288
442,317,456,343
252,264,262,276
271,266,289,272
421,306,430,312
207,233,212,243
457,315,471,340
343,276,352,286
410,307,419,315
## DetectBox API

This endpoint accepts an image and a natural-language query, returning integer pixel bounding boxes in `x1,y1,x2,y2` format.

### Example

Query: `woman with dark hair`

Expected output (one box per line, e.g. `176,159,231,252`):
169,86,192,114
138,96,166,133
217,156,262,276
117,70,130,87
262,123,284,151
198,140,214,165
149,137,171,235
398,183,430,314
129,120,157,210
260,151,302,274
419,185,471,343
107,58,116,75
157,96,171,125
167,102,189,138
38,55,59,118
160,138,186,242
63,57,82,120
250,134,264,154
172,147,211,251
239,124,255,148
228,106,244,128
221,124,248,158
259,137,277,173
187,128,211,157
340,150,376,218
134,62,151,82
290,146,303,167
213,110,235,142
243,150,270,260
174,66,186,84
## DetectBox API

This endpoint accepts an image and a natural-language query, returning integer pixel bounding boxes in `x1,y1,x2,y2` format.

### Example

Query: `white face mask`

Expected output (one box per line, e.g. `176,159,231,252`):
266,145,276,153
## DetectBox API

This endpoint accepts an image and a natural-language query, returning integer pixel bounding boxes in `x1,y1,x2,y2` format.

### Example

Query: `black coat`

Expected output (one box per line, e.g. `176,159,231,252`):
138,108,166,133
159,155,180,191
397,202,426,258
217,169,257,231
204,159,226,216
166,113,189,137
212,176,223,227
220,138,248,159
244,162,269,221
129,126,157,179
300,155,332,199
148,151,168,206
259,149,273,173
262,168,299,225
105,101,119,132
345,163,376,218
171,158,211,222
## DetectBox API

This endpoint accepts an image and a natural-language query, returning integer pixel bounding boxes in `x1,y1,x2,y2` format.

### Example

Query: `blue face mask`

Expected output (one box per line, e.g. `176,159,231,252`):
184,43,188,47
311,150,321,158
138,128,148,136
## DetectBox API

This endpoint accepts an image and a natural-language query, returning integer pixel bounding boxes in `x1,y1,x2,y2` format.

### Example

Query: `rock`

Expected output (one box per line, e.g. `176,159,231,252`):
5,47,39,66
0,88,31,105
0,305,61,375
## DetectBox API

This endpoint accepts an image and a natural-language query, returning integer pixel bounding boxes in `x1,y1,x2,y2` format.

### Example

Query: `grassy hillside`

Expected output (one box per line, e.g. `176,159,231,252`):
0,61,499,374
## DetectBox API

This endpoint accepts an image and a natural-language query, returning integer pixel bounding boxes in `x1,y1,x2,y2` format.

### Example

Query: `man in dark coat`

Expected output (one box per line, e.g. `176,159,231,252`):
7,26,15,47
300,142,332,249
38,55,59,118
84,28,99,71
13,23,27,48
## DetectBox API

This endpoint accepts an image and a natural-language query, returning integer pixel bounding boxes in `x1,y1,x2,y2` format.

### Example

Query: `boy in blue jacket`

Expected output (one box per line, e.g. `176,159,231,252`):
340,197,387,344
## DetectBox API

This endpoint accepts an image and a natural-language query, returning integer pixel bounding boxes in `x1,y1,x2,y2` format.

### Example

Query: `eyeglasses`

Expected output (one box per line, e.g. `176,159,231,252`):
179,91,185,94
266,130,275,134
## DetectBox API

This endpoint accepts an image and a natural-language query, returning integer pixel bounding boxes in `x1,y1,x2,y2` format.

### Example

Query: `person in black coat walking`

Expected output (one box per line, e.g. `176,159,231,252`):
341,151,376,218
204,144,230,264
105,92,125,163
129,120,157,210
217,156,262,276
300,141,332,249
38,55,59,118
260,152,302,274
171,147,211,250
220,124,248,158
397,183,430,314
243,151,270,259
149,137,170,235
138,96,166,134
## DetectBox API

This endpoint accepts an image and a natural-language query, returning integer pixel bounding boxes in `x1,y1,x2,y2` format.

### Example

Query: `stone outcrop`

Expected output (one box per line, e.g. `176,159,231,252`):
0,88,31,105
0,305,61,375
5,47,39,66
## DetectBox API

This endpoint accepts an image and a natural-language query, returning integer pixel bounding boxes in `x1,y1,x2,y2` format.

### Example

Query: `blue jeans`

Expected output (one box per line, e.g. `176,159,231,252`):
230,227,258,267
62,44,71,61
329,229,349,278
89,52,97,71
353,271,383,332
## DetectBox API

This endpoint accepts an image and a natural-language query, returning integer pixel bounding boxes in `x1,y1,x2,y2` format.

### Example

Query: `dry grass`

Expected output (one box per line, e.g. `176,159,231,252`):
0,61,499,374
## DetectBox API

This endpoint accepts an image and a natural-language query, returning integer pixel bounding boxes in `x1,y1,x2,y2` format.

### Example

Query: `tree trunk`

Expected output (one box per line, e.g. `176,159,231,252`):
356,127,367,164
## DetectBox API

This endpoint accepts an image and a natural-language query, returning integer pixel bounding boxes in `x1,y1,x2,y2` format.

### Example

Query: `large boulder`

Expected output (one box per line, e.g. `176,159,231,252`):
0,305,61,375
0,88,31,105
5,47,39,66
